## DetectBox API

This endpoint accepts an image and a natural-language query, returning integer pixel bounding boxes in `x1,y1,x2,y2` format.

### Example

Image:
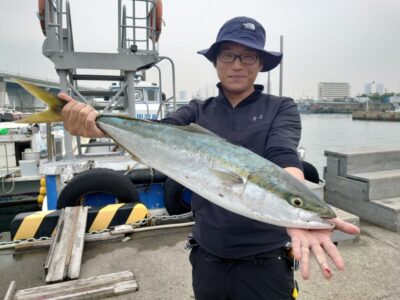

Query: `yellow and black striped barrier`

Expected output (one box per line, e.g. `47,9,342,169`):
10,203,148,240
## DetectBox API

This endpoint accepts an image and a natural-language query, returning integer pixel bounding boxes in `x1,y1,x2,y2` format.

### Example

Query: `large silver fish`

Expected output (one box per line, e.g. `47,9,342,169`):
15,79,336,229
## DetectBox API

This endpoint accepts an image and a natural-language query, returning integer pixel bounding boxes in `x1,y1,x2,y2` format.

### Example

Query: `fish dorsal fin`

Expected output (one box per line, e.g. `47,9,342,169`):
180,123,219,137
209,168,244,185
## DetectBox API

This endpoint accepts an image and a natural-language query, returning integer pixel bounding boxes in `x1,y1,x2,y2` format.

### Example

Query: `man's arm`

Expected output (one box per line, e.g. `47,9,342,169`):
284,166,304,181
58,93,199,136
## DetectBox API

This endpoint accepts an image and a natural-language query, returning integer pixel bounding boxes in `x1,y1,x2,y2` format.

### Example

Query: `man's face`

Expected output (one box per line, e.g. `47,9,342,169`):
215,42,262,97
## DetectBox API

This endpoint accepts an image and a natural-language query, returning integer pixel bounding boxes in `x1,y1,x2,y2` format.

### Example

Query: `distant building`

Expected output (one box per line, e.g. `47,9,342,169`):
388,95,400,104
318,82,350,101
354,96,370,103
364,82,384,95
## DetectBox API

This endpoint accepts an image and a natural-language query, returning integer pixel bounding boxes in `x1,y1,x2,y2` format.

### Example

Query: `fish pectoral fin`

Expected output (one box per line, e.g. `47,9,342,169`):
209,168,244,185
180,123,220,137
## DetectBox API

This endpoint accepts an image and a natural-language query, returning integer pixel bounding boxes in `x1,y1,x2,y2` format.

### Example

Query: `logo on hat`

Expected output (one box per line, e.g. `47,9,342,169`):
242,22,256,31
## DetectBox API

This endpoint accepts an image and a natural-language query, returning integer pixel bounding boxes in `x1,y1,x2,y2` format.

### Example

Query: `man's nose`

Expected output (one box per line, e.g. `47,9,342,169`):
231,56,244,68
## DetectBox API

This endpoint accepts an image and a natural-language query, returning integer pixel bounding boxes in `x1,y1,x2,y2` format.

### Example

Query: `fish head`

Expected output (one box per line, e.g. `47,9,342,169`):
245,170,336,229
276,175,337,228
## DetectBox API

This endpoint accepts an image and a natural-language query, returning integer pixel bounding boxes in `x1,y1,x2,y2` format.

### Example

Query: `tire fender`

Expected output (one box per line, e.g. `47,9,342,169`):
57,168,139,209
163,177,191,215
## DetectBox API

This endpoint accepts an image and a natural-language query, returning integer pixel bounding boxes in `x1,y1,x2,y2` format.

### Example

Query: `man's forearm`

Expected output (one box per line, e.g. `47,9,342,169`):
284,167,305,182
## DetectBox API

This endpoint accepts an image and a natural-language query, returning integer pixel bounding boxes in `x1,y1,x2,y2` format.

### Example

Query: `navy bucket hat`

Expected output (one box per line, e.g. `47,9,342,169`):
197,16,282,72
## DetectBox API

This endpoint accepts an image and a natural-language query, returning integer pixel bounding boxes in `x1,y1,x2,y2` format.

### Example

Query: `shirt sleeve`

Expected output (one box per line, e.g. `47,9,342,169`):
161,100,199,125
264,98,302,169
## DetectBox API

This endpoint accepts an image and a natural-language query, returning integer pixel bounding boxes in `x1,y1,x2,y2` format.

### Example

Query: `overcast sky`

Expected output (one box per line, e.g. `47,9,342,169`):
1,0,399,100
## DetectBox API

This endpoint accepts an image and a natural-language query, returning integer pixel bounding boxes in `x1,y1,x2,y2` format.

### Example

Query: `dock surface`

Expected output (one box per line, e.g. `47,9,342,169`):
1,220,399,300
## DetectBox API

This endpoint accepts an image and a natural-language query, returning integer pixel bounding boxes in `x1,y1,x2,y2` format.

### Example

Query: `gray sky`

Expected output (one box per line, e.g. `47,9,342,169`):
1,0,399,99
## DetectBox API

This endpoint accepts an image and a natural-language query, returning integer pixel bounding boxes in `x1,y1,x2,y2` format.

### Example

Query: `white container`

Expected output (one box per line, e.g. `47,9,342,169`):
22,151,40,164
19,159,39,176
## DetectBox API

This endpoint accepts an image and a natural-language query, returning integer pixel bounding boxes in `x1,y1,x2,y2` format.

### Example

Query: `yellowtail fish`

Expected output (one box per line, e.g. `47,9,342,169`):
15,79,336,229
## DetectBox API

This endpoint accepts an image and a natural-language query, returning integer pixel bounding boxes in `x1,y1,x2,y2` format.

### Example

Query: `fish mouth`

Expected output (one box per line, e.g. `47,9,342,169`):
320,205,337,219
306,215,336,228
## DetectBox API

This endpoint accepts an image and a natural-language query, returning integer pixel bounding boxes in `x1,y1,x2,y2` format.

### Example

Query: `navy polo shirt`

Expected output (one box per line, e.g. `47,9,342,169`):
162,84,302,258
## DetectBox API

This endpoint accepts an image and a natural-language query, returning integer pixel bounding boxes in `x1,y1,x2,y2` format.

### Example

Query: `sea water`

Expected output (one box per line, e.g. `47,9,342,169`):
300,114,400,177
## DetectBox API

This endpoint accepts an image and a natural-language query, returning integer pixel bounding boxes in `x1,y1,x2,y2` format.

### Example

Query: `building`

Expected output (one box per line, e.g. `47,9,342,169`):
364,82,384,95
388,95,400,104
318,82,350,101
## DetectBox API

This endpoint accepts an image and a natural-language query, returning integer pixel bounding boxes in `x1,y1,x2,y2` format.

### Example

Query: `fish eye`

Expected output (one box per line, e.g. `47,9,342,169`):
291,197,303,207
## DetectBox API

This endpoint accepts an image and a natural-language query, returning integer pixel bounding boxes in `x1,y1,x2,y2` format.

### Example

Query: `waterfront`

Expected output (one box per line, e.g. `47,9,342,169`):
300,113,400,177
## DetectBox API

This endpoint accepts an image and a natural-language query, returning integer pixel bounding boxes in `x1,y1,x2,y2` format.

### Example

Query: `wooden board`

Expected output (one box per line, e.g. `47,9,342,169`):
14,271,138,300
45,206,88,283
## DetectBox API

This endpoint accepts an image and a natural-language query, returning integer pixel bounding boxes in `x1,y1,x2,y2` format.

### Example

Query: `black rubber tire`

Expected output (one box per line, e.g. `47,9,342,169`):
163,177,191,215
301,160,321,184
57,168,140,209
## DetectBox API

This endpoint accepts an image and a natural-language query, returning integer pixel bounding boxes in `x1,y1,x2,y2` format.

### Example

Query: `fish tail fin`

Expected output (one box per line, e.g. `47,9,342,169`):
14,79,64,124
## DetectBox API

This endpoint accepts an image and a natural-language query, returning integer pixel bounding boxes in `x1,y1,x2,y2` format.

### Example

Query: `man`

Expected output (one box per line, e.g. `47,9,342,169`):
60,16,359,300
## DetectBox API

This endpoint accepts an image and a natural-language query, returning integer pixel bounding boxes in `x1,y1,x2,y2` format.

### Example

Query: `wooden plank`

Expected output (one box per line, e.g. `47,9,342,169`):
49,286,114,300
45,206,88,283
14,271,138,300
67,206,88,280
13,232,125,253
46,208,72,282
44,208,64,274
3,280,16,300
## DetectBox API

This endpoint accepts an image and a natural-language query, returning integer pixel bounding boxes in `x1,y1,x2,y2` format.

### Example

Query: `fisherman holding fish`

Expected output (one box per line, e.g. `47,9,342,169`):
57,16,359,300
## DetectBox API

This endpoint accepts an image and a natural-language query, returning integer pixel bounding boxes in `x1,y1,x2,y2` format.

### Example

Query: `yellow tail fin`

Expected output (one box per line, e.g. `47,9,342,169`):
14,79,64,124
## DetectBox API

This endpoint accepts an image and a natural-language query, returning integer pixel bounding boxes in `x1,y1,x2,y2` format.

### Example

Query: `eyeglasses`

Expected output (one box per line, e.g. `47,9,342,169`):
218,51,259,65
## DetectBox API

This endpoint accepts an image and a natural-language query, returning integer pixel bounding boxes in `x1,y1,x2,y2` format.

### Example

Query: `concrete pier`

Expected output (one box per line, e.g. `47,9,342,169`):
1,221,399,300
352,110,400,121
324,147,400,231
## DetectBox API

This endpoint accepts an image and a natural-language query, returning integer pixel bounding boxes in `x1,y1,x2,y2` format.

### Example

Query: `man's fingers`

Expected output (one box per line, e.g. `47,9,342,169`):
300,244,310,280
333,218,360,235
290,235,302,261
67,102,87,135
311,244,333,279
58,92,75,103
322,239,345,271
84,110,103,138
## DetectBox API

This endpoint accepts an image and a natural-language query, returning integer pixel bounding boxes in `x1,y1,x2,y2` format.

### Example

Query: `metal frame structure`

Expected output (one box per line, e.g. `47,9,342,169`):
40,0,176,159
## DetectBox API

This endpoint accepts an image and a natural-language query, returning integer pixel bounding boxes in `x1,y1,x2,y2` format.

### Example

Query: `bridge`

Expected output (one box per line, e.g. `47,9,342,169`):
0,72,106,113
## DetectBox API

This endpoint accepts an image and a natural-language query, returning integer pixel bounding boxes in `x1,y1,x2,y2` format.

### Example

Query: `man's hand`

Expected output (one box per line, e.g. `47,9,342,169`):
287,218,360,280
59,92,105,138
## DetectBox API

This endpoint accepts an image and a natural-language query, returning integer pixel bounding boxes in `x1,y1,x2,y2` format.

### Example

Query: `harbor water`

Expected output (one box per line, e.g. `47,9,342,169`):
300,114,400,177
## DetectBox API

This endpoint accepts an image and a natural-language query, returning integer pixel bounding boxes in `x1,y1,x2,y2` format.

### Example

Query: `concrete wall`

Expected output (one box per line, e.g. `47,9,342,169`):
352,110,400,121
